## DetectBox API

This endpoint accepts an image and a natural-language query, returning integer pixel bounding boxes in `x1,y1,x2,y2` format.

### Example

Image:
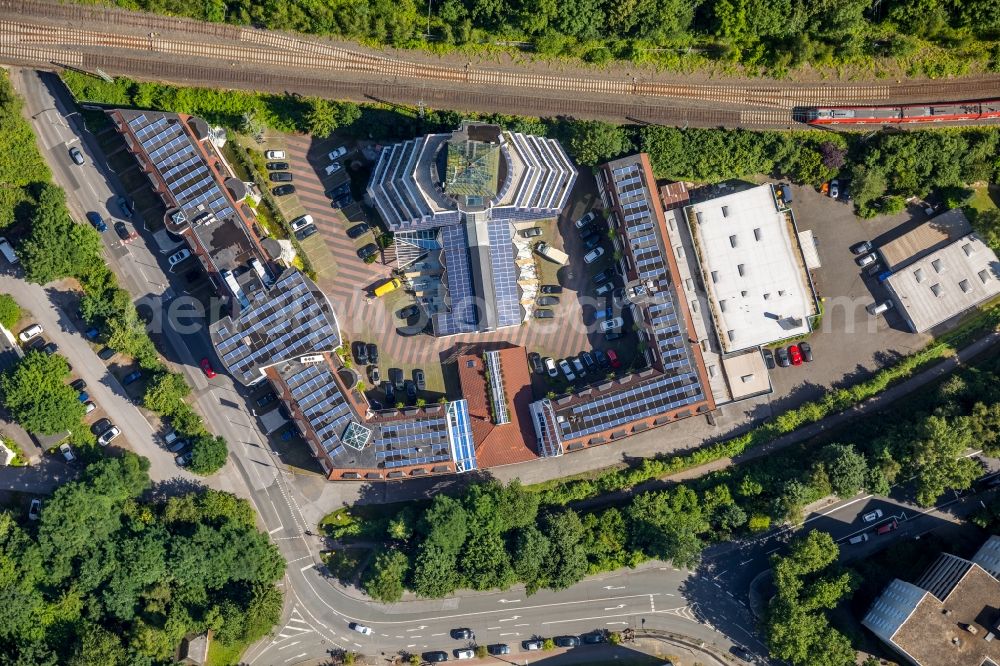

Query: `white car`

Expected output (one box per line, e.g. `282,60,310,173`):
544,356,557,377
863,509,883,523
349,622,373,636
601,317,624,332
829,179,839,199
97,425,121,446
28,498,41,521
856,253,877,267
167,248,191,267
523,640,543,650
290,214,314,231
574,211,597,229
558,359,575,381
867,301,894,316
324,161,342,176
18,324,43,342
59,442,75,462
84,401,96,414
583,246,605,264
265,150,286,159
328,145,348,160
454,649,474,660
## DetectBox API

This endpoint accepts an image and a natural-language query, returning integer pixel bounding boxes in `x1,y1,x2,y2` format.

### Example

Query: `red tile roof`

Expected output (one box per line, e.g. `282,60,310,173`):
456,345,538,468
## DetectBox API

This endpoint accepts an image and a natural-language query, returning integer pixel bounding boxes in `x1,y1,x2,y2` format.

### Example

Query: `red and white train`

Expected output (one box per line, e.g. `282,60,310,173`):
805,99,1000,125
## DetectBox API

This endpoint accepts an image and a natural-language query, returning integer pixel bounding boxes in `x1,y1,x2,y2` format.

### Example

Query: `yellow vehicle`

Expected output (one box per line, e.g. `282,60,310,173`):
374,278,402,297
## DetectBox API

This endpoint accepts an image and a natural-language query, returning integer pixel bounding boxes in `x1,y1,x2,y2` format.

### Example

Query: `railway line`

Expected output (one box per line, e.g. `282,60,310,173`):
1,0,999,127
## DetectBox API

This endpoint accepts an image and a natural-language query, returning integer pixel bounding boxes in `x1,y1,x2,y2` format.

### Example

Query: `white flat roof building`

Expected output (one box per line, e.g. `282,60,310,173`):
685,184,816,352
884,233,1000,332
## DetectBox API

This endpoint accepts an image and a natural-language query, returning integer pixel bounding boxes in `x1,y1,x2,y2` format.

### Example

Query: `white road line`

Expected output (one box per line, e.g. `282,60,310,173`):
604,605,626,610
499,632,520,637
269,526,282,534
276,641,300,650
513,624,529,627
284,654,306,663
542,612,639,625
487,626,500,630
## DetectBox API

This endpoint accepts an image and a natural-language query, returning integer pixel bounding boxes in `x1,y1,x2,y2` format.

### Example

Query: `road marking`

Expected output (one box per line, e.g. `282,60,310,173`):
604,605,626,610
487,626,500,630
603,585,626,590
431,633,445,636
499,616,521,622
498,598,521,603
406,626,428,631
269,526,282,534
542,611,639,625
738,559,754,566
276,641,300,650
766,547,780,554
410,636,422,639
407,644,415,648
284,654,306,663
499,632,520,637
606,622,628,626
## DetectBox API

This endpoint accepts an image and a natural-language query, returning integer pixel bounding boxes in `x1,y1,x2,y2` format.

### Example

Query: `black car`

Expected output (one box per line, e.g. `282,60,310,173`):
554,636,580,648
487,644,510,655
581,632,606,645
114,221,132,241
265,162,289,170
593,269,614,285
70,378,87,392
347,223,370,239
357,244,379,260
389,367,404,390
272,185,295,196
332,194,353,209
775,346,791,367
397,304,420,319
42,342,58,355
540,285,563,294
256,391,278,408
90,417,112,436
534,308,555,319
294,225,318,241
423,652,448,663
594,348,609,369
799,341,814,362
383,381,395,404
580,351,596,372
762,348,776,370
450,628,474,640
414,368,426,390
850,240,873,255
116,195,134,218
353,341,368,365
604,330,622,341
405,380,417,404
581,232,602,251
268,172,293,182
528,352,544,374
98,346,116,360
536,295,559,306
366,342,379,365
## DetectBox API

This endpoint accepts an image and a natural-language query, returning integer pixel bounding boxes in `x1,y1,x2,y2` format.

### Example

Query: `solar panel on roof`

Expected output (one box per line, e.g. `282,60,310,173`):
487,220,521,327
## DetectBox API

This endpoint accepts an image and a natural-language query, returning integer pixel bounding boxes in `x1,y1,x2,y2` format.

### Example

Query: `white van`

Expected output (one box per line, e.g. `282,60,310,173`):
849,533,869,545
867,301,894,316
0,237,18,264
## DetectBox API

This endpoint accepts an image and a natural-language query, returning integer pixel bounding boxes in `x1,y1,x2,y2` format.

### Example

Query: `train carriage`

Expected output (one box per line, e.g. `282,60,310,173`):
807,99,1000,125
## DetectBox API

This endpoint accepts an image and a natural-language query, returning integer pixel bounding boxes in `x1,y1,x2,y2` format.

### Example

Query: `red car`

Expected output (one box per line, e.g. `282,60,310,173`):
199,358,216,378
788,345,803,366
606,349,621,369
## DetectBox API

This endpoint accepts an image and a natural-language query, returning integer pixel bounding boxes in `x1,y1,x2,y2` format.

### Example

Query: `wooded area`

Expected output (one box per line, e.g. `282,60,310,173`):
85,0,1000,74
0,454,285,665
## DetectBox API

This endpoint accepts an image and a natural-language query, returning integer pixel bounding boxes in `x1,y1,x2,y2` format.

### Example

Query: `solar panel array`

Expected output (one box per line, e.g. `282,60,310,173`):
434,224,480,336
487,220,522,327
285,362,355,456
375,417,451,468
124,112,235,224
213,270,341,384
446,400,478,472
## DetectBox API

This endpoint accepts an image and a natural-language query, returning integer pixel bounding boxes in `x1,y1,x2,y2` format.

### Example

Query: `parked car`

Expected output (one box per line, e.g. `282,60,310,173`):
829,179,839,199
328,145,348,160
200,358,216,378
347,223,370,239
534,308,554,319
595,306,613,320
850,240,874,255
584,246,605,264
863,509,883,523
544,356,557,377
864,261,885,278
540,284,563,294
397,304,420,319
294,224,318,241
390,367,404,389
788,344,803,366
167,248,191,267
595,281,614,296
97,425,120,446
116,195,134,218
582,632,606,644
558,359,575,381
453,649,474,660
487,644,510,655
414,368,426,390
580,351,596,372
367,343,379,365
28,498,41,520
77,391,89,403
69,146,85,165
264,150,286,159
256,391,278,408
536,296,559,306
84,401,96,414
571,356,585,375
601,317,623,332
86,211,107,233
269,171,293,182
357,244,379,260
98,346,116,360
775,346,790,367
867,300,894,315
405,380,417,403
581,232,602,251
522,639,544,651
369,366,380,384
353,341,369,365
593,269,614,285
175,449,193,467
799,341,813,362
529,352,544,373
876,519,899,535
272,184,295,196
849,533,869,545
554,636,580,648
423,651,448,663
594,349,609,369
856,253,878,267
18,324,43,342
520,227,543,238
290,214,314,231
762,348,776,369
114,221,132,241
42,342,58,356
574,211,598,230
383,382,395,404
59,442,75,462
168,438,189,453
324,162,342,175
349,622,373,635
606,349,621,368
450,628,474,640
265,161,288,170
122,370,142,385
70,378,87,392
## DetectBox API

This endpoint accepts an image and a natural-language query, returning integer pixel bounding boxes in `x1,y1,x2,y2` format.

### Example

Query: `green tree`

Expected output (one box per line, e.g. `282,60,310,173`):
412,496,468,597
511,525,551,594
0,294,21,330
542,510,588,590
911,415,981,506
363,549,409,603
626,487,708,568
189,433,229,475
563,120,632,166
19,183,103,284
0,350,83,435
142,371,192,416
820,444,868,497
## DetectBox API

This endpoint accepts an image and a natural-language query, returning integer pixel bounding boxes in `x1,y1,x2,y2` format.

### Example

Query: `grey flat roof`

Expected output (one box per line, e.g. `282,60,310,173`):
879,209,972,272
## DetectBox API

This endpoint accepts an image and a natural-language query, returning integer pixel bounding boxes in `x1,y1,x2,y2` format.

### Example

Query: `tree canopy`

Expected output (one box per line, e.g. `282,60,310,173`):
19,183,103,285
0,350,84,435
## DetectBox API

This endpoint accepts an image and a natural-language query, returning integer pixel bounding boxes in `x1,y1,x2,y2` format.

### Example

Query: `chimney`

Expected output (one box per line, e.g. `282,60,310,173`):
952,637,961,646
965,624,978,635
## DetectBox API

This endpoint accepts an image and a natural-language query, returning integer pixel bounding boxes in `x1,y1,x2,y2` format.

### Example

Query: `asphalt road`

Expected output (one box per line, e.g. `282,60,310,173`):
4,68,758,664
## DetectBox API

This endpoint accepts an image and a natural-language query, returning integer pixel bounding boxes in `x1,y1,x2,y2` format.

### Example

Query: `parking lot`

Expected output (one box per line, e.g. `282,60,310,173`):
764,183,934,408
